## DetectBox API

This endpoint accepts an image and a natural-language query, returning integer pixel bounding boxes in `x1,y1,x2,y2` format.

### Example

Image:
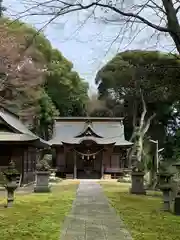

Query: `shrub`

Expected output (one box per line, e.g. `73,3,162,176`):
0,171,6,186
3,161,19,181
117,174,131,183
36,156,50,171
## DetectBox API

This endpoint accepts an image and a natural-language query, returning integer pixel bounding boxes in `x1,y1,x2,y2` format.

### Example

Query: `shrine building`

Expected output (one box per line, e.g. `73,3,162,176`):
49,117,133,179
0,106,49,185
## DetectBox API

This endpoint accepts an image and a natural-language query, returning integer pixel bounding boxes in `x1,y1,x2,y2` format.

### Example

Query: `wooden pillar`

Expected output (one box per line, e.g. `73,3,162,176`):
123,149,128,168
52,147,56,168
64,145,67,170
21,149,24,184
74,150,77,179
23,147,28,184
101,151,104,179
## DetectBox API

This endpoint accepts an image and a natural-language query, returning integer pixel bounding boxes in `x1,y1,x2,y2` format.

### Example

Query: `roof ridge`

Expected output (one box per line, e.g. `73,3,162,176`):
55,117,124,122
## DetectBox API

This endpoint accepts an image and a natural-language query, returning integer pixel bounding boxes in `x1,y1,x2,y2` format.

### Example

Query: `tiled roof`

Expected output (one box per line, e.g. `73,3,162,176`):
0,132,37,141
49,118,133,146
0,109,35,136
75,123,103,138
0,108,49,148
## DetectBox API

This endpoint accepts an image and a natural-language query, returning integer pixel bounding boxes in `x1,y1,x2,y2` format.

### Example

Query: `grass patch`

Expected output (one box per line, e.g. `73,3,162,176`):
0,181,79,240
101,182,180,240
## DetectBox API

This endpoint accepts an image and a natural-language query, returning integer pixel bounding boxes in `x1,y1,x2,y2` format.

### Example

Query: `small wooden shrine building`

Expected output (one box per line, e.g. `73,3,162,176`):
0,106,49,185
49,117,133,179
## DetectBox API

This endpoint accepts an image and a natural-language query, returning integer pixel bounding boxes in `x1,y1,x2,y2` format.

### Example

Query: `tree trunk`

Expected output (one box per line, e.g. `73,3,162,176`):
128,91,156,167
162,0,180,54
149,156,156,187
136,134,143,162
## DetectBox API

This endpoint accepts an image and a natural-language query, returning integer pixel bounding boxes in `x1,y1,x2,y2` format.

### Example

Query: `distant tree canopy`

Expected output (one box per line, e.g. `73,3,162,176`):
95,50,180,138
94,50,180,163
0,17,89,139
86,93,113,117
46,58,89,117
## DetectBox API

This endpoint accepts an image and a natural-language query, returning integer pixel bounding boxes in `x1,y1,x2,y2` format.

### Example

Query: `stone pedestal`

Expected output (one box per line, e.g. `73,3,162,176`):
160,184,172,212
130,172,146,195
34,171,50,193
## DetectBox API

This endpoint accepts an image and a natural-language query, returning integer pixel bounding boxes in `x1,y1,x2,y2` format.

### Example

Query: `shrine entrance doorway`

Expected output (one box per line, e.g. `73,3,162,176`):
75,140,103,179
83,155,94,178
76,154,102,179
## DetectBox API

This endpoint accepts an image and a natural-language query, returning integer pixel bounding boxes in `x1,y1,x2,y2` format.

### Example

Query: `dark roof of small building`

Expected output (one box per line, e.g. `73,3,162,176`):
49,117,133,147
0,107,49,148
0,132,37,142
0,104,20,119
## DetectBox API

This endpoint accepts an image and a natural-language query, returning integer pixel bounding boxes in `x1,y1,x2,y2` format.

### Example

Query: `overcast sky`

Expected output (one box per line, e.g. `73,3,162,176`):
4,0,175,93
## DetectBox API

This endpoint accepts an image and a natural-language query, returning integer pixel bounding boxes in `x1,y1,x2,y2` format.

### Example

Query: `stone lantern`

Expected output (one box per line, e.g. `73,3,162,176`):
158,172,172,212
3,161,19,208
172,162,180,215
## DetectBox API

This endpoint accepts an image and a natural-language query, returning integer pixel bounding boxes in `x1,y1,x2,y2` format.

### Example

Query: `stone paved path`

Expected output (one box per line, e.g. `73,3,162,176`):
60,180,133,240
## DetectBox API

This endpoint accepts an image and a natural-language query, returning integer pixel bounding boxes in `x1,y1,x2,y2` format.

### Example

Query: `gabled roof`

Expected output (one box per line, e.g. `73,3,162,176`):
0,107,49,148
0,108,35,136
49,117,133,147
75,122,103,138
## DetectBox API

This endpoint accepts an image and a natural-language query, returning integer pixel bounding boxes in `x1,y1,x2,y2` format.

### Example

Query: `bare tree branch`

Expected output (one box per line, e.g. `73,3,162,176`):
176,4,180,13
149,0,166,14
9,0,180,60
14,1,170,33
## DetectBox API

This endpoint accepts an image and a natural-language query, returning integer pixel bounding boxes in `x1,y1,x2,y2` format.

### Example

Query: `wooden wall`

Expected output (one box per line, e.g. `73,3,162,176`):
23,146,37,184
103,148,127,172
55,146,128,175
0,145,23,172
0,144,38,184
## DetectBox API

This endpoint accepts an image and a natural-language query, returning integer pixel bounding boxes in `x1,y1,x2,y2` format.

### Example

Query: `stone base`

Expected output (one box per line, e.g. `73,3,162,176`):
161,202,171,212
130,172,146,195
34,185,51,193
174,195,180,215
34,171,50,193
129,187,146,195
